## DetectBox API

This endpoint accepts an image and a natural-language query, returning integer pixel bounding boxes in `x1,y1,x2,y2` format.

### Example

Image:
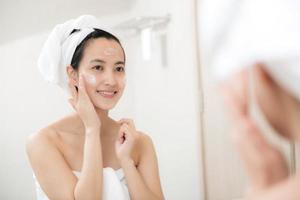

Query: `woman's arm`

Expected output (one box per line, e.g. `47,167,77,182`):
26,127,103,200
115,119,164,200
121,134,164,200
73,127,103,200
70,74,103,199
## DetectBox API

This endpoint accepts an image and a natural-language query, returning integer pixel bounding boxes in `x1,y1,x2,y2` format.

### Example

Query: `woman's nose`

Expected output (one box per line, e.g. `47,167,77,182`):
104,71,117,86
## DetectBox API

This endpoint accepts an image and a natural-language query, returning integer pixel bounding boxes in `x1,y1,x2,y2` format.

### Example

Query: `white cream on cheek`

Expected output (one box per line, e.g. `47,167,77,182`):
83,73,97,86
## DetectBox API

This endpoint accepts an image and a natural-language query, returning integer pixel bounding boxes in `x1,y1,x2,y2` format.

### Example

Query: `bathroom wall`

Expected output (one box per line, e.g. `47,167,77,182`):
0,0,136,45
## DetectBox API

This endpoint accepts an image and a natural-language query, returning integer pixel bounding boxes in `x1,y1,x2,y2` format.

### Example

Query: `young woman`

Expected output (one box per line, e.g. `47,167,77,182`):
26,15,164,200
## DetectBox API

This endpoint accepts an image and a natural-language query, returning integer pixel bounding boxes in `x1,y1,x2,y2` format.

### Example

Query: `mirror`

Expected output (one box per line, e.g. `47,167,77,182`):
0,0,203,199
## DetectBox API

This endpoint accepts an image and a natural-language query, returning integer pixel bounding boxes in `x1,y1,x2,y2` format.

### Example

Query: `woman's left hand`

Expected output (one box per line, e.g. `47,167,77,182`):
115,119,140,164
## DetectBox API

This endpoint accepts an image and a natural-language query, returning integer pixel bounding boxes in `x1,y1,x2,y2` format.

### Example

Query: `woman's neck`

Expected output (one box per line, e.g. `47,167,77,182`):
71,108,116,136
95,108,110,124
95,108,118,136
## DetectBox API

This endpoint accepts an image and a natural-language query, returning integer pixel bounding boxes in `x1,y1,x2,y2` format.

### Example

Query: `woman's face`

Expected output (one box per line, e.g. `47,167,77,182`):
77,38,126,111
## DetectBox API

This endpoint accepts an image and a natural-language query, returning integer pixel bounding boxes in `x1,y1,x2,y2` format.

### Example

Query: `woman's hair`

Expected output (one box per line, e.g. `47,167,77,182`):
70,28,125,70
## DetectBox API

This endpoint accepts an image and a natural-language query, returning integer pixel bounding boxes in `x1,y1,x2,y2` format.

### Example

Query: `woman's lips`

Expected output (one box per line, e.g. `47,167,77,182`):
96,90,117,98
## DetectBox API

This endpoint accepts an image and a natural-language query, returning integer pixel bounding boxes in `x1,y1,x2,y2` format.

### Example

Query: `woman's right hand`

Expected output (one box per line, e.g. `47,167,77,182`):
68,74,101,130
252,63,300,139
220,67,290,197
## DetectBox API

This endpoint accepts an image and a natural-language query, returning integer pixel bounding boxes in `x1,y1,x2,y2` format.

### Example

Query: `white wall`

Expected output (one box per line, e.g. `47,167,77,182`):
0,0,136,44
0,0,203,199
0,33,61,199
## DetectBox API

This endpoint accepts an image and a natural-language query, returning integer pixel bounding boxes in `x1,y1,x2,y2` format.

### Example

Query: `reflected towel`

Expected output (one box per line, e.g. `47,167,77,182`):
199,0,300,100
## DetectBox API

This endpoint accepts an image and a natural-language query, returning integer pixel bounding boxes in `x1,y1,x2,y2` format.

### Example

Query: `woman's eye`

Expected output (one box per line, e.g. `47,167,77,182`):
116,66,125,72
93,65,103,70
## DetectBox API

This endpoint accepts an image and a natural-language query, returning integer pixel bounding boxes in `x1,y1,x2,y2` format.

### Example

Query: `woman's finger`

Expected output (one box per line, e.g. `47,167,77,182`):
233,117,287,190
119,120,138,138
118,118,136,130
120,124,130,134
233,120,269,189
118,124,130,143
118,118,131,125
254,63,278,87
220,68,250,121
117,129,125,144
77,74,89,100
252,63,293,138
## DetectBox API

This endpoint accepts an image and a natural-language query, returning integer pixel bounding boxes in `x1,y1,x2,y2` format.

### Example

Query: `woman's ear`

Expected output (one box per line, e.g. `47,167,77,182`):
66,65,78,86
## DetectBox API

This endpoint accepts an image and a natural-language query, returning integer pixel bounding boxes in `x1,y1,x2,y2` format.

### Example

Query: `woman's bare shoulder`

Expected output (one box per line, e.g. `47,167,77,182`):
138,131,154,145
26,114,78,154
136,131,156,157
25,117,79,200
26,126,59,157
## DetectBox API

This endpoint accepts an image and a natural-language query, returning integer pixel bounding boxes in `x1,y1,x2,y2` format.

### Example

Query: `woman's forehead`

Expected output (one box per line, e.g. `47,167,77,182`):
87,38,123,52
83,38,125,62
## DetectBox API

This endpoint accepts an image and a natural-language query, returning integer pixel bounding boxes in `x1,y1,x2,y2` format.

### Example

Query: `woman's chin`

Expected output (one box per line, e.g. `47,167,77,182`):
94,102,116,111
90,95,121,111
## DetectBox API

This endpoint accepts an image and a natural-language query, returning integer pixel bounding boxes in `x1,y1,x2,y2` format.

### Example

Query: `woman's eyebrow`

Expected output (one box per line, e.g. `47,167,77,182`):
90,59,105,63
115,61,125,65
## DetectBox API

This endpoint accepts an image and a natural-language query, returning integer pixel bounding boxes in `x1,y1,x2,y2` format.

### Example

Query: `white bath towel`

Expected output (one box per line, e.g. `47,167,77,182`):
33,168,130,200
199,0,300,100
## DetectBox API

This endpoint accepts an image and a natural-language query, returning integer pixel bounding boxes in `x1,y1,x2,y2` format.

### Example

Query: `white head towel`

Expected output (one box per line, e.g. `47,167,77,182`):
38,15,111,95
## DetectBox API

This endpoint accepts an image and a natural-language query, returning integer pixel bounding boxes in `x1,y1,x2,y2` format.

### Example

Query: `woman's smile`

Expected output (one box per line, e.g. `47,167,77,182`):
96,90,118,99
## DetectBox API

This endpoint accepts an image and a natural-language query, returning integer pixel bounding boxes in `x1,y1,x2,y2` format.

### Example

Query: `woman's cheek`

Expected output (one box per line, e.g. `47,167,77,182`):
83,73,97,86
119,76,126,92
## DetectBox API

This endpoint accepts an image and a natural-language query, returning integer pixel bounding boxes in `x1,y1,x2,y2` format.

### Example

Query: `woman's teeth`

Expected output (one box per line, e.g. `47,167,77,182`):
97,90,117,98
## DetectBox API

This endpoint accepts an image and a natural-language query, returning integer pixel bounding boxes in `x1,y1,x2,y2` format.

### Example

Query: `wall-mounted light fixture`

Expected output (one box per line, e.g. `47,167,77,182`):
114,14,171,63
